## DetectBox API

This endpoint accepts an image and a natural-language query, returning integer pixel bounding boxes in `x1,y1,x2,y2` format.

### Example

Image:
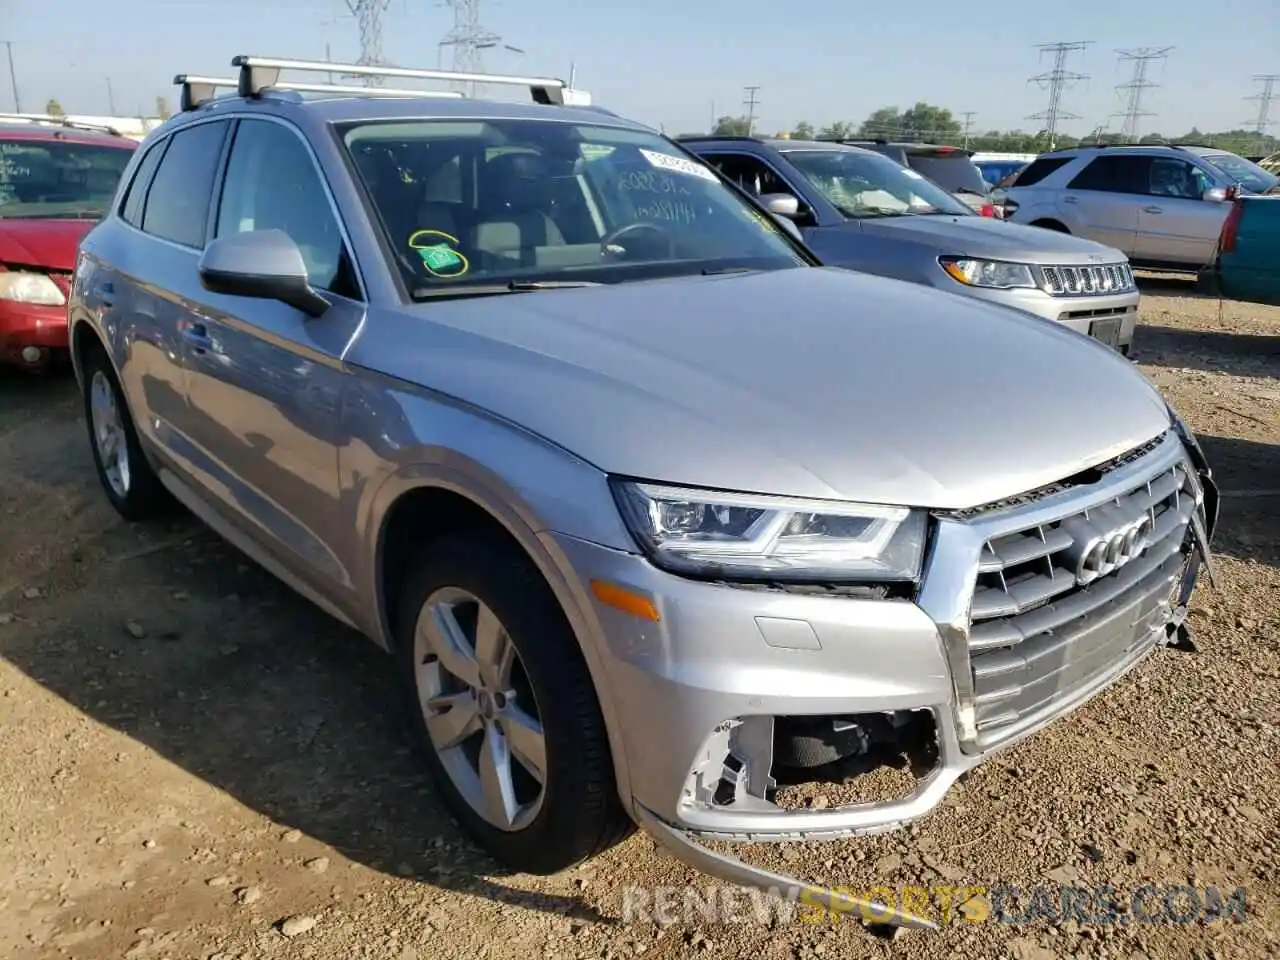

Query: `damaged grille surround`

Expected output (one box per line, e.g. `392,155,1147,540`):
670,429,1205,841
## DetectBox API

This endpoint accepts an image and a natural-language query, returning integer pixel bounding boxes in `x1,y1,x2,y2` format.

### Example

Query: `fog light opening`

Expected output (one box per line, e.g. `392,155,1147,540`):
21,346,46,365
770,709,940,810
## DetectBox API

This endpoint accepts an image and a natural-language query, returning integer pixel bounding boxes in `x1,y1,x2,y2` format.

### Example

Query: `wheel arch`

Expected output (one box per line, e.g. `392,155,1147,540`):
365,464,636,813
1030,218,1071,233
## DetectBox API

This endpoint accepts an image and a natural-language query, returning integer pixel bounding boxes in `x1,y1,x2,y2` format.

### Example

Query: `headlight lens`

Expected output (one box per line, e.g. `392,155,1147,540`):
610,480,927,582
939,257,1038,290
0,270,66,305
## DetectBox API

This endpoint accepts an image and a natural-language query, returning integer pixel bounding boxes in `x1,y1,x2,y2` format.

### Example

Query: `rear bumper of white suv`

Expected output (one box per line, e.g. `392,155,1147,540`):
550,429,1214,928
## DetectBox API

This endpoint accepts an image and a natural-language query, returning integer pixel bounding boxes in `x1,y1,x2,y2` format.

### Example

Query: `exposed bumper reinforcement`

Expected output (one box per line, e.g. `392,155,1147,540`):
632,804,940,931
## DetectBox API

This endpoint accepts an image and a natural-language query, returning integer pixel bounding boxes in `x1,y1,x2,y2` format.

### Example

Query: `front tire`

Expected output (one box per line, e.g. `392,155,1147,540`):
81,347,169,520
395,532,633,873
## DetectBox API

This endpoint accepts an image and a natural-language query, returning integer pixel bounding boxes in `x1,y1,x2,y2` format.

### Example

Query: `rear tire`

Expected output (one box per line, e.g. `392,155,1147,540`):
395,531,633,874
81,346,171,521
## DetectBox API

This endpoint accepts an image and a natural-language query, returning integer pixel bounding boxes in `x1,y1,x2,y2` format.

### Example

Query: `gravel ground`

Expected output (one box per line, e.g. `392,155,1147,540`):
1,279,1277,960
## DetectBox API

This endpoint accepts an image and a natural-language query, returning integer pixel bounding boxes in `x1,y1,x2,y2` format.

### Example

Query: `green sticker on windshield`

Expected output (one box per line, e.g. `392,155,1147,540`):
418,244,462,271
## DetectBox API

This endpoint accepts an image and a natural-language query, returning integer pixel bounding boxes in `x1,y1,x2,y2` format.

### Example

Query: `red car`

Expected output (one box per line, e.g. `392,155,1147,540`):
0,120,137,369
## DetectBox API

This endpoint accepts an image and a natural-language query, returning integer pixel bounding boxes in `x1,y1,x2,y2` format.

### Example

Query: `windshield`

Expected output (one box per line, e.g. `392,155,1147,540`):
339,119,807,294
782,149,973,218
0,137,135,219
1201,153,1279,194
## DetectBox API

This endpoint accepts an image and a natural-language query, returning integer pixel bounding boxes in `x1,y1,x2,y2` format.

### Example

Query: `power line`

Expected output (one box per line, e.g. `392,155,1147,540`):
743,86,760,136
438,0,523,96
1245,74,1280,135
345,0,391,85
1113,47,1173,140
1027,40,1091,149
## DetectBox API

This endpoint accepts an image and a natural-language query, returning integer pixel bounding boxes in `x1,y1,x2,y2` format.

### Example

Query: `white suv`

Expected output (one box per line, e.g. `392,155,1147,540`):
1003,144,1279,272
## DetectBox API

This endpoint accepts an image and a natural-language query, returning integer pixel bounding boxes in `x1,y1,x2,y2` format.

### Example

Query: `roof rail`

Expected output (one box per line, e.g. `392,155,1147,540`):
174,74,466,111
226,55,590,108
0,112,123,137
673,134,762,142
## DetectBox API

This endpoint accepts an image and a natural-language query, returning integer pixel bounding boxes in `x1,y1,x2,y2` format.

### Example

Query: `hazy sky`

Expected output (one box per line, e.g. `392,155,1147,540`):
2,0,1276,137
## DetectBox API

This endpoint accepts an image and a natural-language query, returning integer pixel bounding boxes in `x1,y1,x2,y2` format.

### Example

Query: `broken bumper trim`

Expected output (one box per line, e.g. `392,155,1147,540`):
632,804,940,931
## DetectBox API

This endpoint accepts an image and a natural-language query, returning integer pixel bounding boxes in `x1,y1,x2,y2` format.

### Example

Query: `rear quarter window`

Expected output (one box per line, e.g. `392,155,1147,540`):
1010,156,1073,187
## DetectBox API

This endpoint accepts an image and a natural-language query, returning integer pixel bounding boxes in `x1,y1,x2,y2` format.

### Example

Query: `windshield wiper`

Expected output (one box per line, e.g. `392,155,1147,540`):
411,279,603,300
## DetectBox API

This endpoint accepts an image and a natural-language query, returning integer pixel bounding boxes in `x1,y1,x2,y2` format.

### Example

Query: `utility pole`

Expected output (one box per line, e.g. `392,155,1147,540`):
1028,41,1091,150
1245,74,1280,152
106,78,117,115
743,85,760,136
1113,47,1172,141
961,111,976,149
1,41,19,112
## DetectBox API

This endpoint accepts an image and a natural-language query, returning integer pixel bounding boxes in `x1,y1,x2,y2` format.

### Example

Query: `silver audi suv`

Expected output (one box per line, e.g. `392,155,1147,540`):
68,55,1218,929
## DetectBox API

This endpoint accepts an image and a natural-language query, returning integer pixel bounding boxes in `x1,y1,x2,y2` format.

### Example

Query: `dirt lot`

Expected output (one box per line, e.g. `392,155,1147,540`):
2,280,1278,960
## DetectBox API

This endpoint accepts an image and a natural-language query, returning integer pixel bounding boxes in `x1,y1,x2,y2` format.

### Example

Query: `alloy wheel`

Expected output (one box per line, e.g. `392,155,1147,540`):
90,370,131,499
414,587,547,832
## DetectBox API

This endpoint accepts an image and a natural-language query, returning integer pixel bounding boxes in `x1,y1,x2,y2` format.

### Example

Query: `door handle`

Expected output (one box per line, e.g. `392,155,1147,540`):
1061,196,1078,204
182,322,212,353
93,280,115,308
1143,205,1163,214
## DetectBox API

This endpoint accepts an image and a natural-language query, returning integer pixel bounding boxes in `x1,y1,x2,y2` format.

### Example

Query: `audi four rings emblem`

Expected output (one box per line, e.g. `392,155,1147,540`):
1074,516,1154,586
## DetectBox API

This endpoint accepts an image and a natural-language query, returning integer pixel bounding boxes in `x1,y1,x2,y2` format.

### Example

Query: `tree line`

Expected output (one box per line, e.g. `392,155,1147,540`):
693,102,1277,158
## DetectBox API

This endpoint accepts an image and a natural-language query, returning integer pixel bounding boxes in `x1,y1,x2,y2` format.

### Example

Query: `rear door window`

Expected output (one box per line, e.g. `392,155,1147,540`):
140,120,230,248
1066,155,1152,195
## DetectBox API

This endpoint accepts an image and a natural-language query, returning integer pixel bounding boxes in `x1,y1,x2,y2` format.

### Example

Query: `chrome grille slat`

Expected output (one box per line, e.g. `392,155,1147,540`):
969,496,1190,623
972,556,1180,735
978,527,1074,572
1039,262,1136,298
960,449,1198,747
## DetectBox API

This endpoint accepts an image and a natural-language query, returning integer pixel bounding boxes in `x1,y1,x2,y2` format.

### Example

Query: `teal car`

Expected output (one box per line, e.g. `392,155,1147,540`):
1201,195,1280,306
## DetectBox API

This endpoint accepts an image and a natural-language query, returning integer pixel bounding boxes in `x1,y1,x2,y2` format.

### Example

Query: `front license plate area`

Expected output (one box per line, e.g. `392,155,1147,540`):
1089,316,1123,349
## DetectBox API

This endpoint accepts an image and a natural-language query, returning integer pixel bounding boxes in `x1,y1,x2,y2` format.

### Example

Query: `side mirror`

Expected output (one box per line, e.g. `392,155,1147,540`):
759,193,801,218
198,230,330,318
1202,187,1229,203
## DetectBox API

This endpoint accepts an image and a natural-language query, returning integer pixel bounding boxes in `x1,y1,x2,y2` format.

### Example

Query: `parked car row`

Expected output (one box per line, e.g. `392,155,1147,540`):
63,55,1218,932
677,135,1139,352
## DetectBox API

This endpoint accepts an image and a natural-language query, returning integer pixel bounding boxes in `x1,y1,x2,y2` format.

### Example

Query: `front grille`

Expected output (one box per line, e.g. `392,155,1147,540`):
964,454,1195,746
1041,262,1135,297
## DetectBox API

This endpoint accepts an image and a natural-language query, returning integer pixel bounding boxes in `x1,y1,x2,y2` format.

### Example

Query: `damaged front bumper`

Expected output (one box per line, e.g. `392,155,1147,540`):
549,431,1215,932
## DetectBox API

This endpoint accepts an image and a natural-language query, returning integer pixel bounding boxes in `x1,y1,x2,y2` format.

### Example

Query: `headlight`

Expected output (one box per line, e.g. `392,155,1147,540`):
610,480,927,582
939,257,1038,290
0,270,66,305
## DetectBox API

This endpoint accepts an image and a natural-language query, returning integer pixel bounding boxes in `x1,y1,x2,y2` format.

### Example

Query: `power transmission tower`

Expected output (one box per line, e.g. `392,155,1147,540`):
345,0,391,85
438,0,523,95
1113,47,1173,141
743,85,760,135
1245,74,1280,150
961,111,975,149
1028,41,1091,149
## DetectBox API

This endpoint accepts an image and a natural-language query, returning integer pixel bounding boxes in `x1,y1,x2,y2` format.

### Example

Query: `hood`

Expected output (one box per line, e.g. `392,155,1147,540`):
360,267,1170,511
858,214,1127,266
0,218,95,271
